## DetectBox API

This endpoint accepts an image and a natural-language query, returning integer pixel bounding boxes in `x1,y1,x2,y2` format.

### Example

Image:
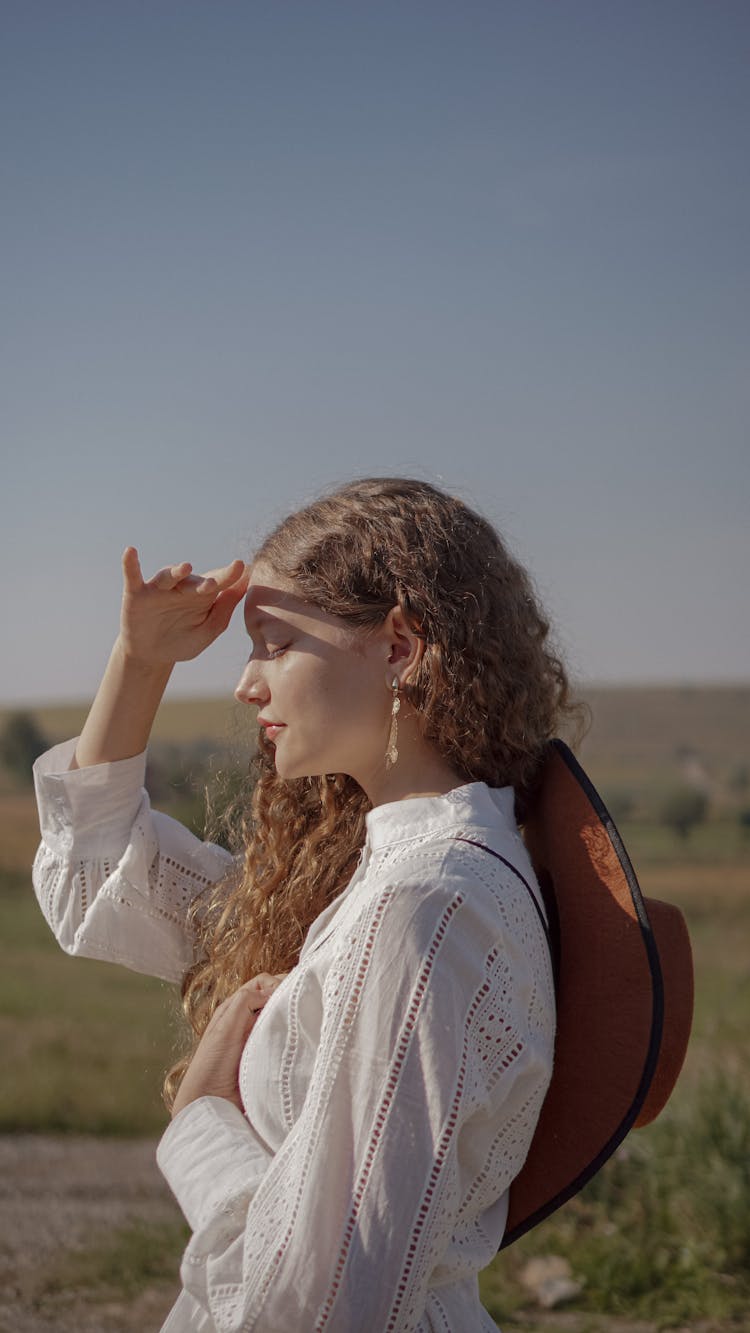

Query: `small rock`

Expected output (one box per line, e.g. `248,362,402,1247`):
519,1254,584,1308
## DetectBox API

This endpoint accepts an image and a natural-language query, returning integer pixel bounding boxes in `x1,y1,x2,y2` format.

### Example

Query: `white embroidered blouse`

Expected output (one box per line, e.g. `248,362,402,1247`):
32,739,555,1333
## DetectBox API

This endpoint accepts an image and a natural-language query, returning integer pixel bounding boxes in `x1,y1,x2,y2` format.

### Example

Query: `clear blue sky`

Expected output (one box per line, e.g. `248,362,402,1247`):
2,0,748,703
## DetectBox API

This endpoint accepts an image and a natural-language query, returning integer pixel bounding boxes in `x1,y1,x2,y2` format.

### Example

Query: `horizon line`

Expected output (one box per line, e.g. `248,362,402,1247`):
3,677,750,712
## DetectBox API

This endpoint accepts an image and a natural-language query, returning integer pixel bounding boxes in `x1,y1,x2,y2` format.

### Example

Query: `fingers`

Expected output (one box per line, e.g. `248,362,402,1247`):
121,546,144,592
239,972,286,1003
243,975,287,997
140,558,246,596
195,559,248,594
216,973,286,1007
228,972,287,1013
206,568,250,634
150,561,194,591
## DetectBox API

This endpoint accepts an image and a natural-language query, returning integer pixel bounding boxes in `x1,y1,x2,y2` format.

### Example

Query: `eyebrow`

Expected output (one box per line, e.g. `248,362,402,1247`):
244,610,284,635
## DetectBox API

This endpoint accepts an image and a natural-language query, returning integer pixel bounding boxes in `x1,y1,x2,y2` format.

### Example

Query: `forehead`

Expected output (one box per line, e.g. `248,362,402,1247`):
242,561,339,636
243,562,301,629
242,562,368,654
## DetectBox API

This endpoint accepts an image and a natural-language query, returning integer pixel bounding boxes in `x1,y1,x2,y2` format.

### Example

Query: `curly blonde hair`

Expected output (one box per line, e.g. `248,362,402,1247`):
164,477,581,1109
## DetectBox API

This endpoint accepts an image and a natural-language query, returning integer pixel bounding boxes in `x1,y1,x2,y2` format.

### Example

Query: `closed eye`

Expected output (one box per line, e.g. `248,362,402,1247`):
247,641,289,662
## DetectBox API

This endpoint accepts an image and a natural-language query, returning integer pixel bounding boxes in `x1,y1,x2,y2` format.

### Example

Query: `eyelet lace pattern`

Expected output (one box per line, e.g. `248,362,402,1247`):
33,781,232,981
34,751,554,1331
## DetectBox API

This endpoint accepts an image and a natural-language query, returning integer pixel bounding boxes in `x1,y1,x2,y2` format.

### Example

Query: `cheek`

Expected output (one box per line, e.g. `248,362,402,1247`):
282,656,344,723
329,663,386,734
315,670,359,720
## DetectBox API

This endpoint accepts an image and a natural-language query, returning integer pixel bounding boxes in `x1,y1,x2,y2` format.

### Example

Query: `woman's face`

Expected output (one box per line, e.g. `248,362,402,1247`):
235,561,394,785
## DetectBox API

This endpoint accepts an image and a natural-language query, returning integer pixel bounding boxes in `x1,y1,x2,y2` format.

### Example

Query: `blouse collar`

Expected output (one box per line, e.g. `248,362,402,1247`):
364,781,517,852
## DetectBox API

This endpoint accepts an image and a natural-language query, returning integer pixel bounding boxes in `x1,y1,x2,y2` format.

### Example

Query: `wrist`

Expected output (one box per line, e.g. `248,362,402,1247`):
113,636,176,680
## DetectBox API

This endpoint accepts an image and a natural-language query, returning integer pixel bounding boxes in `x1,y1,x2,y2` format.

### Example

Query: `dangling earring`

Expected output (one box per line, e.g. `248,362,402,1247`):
385,677,401,769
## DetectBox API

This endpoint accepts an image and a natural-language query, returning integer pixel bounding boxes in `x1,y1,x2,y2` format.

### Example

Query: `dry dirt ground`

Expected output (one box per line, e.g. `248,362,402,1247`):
0,1136,733,1333
0,1136,180,1332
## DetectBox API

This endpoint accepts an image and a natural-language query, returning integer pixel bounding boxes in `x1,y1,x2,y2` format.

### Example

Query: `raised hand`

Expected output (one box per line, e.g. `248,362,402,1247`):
119,547,249,666
72,548,250,768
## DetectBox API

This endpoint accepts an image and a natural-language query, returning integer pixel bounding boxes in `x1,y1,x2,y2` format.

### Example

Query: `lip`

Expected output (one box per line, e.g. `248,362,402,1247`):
258,718,285,738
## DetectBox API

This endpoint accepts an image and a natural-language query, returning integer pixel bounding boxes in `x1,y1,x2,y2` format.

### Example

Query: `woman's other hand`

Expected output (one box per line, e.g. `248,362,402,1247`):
120,547,249,667
170,973,289,1119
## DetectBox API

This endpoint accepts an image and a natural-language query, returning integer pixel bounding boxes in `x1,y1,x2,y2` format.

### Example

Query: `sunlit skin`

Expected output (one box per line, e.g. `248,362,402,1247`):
234,560,465,809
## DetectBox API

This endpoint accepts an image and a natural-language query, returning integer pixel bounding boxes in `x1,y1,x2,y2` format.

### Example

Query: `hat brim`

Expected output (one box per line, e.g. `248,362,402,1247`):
501,739,693,1249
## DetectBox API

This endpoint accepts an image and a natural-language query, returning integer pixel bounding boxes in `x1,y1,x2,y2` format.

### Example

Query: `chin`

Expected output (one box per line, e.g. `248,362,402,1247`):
274,752,341,783
273,754,322,782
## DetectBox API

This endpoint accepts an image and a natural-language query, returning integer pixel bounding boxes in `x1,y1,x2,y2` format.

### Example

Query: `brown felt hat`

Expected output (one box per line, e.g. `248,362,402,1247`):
501,739,694,1249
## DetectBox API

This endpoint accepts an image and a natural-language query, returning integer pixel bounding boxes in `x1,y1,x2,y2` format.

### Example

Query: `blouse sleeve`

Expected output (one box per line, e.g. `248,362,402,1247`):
157,859,554,1331
32,738,234,984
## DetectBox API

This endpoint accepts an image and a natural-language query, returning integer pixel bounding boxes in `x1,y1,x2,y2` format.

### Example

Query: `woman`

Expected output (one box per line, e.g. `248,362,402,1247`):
33,477,577,1332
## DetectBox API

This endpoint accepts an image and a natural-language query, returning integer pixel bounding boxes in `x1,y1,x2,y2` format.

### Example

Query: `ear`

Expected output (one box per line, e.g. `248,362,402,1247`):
382,605,425,686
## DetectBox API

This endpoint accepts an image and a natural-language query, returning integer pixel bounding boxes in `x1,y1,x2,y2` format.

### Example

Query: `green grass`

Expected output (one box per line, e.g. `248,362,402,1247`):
37,1218,189,1302
615,816,750,865
0,871,181,1136
481,1071,750,1325
641,864,750,1084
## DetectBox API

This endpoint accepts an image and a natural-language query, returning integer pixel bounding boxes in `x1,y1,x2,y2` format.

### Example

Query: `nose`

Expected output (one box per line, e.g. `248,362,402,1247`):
234,658,269,708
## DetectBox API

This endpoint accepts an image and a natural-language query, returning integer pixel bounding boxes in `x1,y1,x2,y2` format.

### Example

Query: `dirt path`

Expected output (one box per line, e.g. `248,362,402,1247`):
0,1135,179,1332
0,1136,734,1333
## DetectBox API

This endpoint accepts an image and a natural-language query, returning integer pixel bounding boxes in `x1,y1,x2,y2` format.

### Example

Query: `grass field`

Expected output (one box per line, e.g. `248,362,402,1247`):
1,684,749,1327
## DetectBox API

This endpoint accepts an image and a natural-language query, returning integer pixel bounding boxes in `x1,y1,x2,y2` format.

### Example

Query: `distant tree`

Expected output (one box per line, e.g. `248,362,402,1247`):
739,808,750,842
728,763,750,800
0,711,49,786
602,789,636,823
659,786,709,842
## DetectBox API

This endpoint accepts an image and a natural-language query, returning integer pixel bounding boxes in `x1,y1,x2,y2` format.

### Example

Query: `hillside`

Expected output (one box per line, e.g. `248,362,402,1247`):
2,684,747,798
576,683,750,797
